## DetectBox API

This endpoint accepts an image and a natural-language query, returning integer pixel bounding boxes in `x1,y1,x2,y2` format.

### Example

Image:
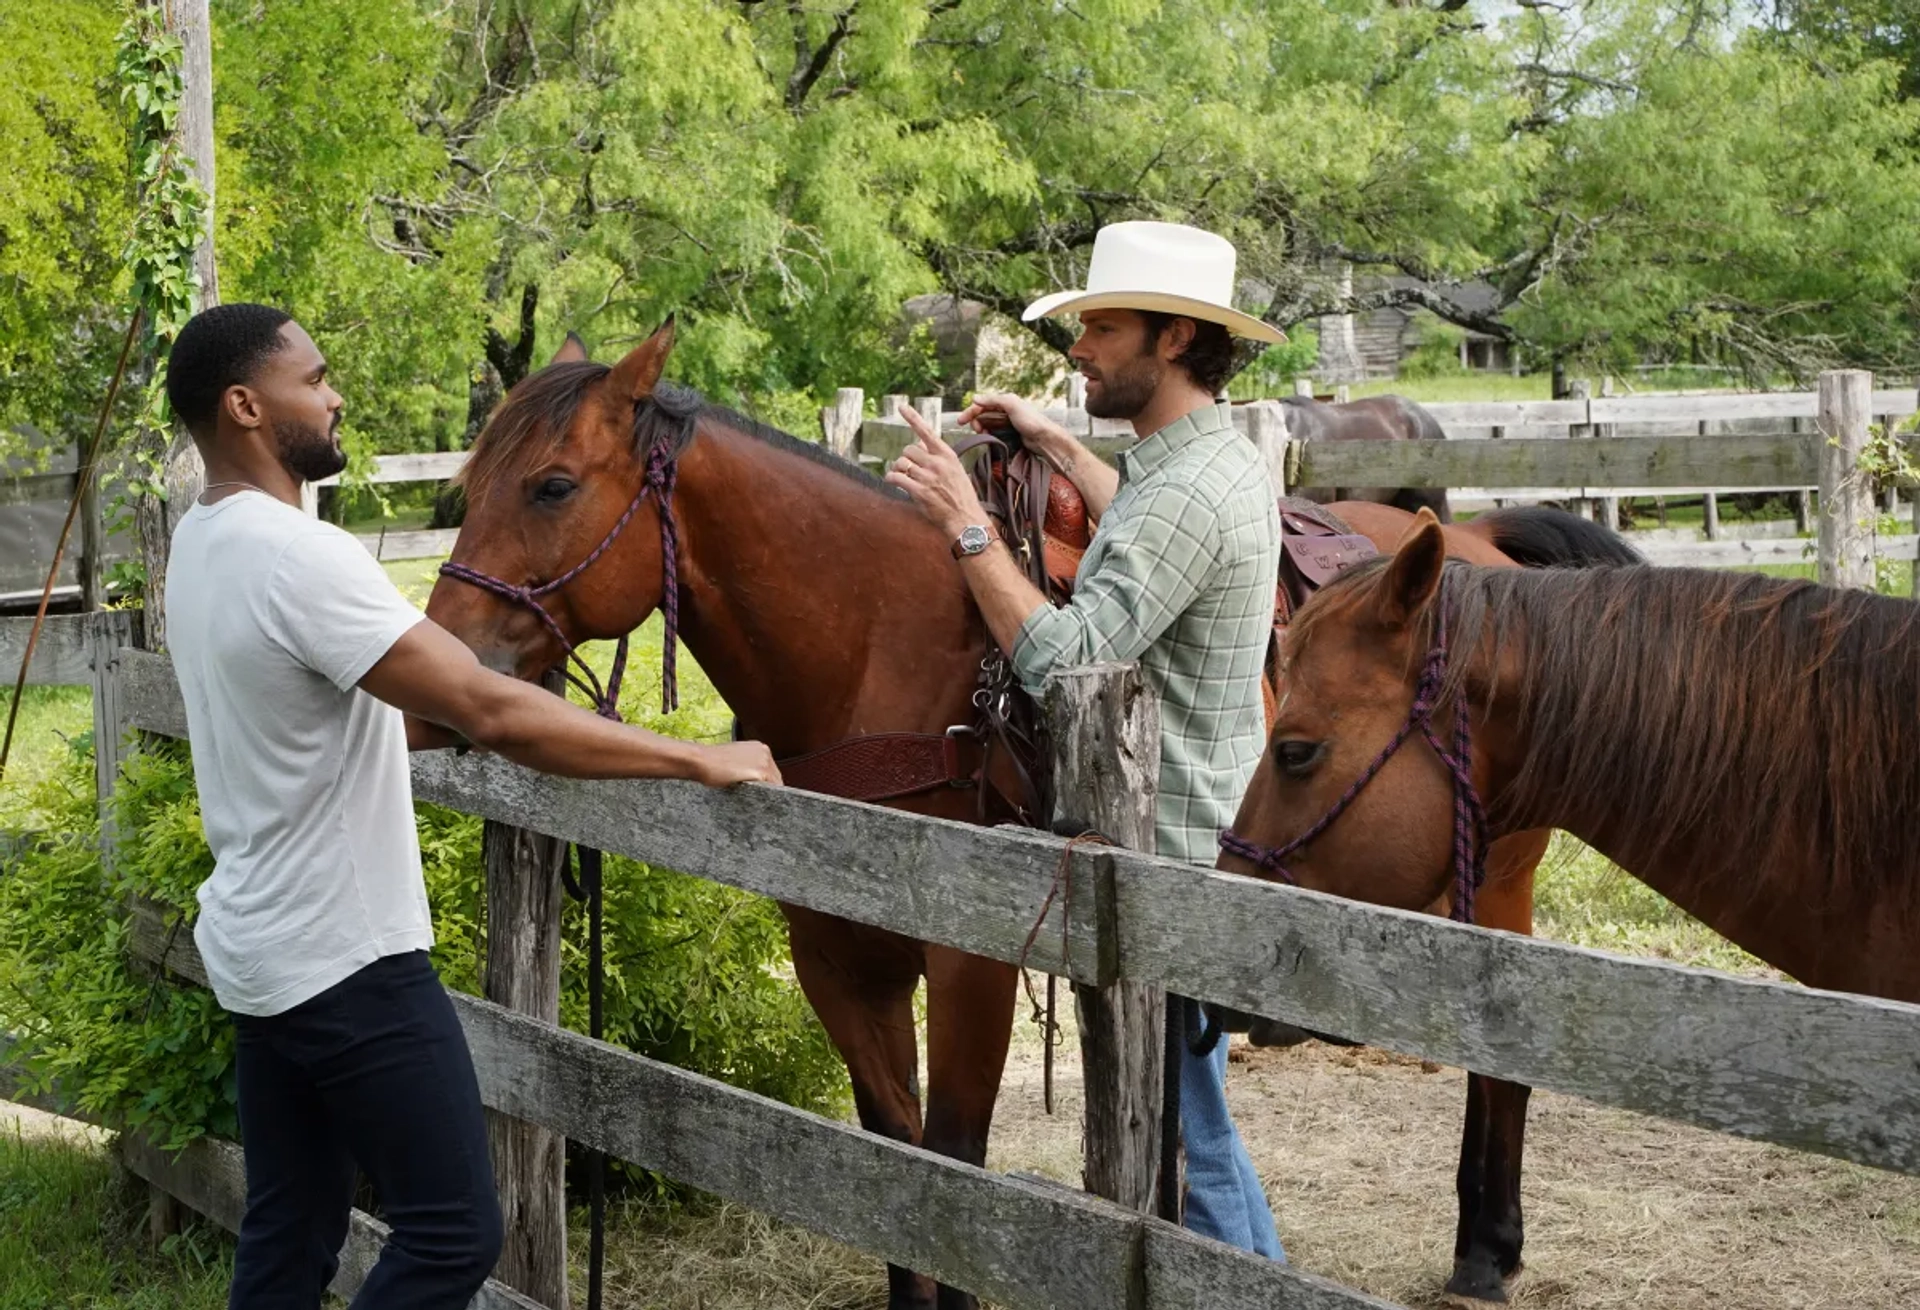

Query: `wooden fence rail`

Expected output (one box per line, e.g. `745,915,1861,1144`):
120,896,1398,1310
111,648,1920,1180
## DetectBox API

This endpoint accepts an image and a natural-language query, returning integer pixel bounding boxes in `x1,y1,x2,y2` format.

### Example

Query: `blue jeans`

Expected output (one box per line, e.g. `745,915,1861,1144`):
1180,1032,1285,1260
227,951,503,1309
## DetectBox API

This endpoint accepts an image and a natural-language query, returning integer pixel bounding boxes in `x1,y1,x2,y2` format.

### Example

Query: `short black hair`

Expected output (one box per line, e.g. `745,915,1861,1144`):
165,303,295,435
1139,311,1236,395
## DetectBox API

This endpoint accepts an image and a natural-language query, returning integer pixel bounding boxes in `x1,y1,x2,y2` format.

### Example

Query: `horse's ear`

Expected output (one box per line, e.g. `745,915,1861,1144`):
1394,505,1443,547
607,316,677,403
1376,515,1446,629
549,332,589,366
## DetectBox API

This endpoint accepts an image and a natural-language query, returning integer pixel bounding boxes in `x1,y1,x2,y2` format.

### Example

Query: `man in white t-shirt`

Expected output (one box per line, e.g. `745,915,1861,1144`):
161,302,780,1310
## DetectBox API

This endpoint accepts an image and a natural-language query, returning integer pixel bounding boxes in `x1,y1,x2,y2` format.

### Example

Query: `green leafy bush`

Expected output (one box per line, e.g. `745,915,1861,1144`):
2,732,847,1152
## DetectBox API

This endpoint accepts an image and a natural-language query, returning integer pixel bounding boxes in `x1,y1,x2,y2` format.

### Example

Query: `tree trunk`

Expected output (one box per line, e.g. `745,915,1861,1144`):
135,0,217,652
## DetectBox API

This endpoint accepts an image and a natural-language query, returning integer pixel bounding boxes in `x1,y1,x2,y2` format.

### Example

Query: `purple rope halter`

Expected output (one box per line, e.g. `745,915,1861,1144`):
1220,581,1490,924
439,441,681,720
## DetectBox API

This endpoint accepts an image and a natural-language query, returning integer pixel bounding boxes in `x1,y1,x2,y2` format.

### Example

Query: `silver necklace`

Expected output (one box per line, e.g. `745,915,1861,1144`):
200,480,271,500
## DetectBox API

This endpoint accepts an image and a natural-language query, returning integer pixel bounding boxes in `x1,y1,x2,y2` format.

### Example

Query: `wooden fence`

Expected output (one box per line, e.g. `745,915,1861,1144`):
7,606,1920,1310
11,380,1909,578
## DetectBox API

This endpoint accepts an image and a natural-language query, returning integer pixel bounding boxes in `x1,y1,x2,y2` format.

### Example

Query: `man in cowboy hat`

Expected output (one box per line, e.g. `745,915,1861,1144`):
887,220,1286,1259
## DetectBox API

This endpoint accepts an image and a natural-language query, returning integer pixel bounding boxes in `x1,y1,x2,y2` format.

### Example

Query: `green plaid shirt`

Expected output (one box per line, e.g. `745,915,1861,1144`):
1013,402,1280,863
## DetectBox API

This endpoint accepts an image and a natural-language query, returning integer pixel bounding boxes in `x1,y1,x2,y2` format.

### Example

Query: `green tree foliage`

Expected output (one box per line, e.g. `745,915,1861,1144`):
5,0,1919,464
0,1,133,447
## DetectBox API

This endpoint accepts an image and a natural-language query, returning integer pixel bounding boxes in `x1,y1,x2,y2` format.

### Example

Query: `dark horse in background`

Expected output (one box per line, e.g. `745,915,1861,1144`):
426,324,1631,1308
1280,393,1454,523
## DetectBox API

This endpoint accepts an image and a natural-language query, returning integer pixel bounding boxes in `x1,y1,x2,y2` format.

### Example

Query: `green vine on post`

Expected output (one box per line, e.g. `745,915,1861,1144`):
109,2,209,596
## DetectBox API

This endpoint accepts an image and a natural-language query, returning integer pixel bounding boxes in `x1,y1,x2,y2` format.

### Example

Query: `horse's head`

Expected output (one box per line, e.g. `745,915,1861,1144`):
426,320,685,681
1219,512,1473,912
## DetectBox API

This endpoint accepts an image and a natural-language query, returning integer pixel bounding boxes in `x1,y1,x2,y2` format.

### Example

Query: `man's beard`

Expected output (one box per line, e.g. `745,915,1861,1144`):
1083,351,1161,419
275,414,346,483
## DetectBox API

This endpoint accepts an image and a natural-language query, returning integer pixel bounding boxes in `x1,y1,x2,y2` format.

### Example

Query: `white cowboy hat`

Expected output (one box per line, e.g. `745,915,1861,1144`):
1021,221,1286,344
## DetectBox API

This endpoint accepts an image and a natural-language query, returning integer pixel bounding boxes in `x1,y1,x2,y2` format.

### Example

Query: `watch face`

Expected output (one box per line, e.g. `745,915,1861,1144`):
959,525,990,553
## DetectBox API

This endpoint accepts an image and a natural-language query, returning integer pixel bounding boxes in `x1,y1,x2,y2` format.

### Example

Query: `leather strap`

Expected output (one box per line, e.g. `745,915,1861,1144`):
777,731,981,804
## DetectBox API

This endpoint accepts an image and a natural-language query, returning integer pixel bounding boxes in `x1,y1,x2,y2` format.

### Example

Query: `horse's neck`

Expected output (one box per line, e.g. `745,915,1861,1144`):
669,424,988,753
1481,621,1901,998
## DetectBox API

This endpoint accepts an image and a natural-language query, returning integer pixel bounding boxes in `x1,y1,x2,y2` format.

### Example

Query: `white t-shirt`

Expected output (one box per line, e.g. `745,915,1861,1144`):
164,491,431,1016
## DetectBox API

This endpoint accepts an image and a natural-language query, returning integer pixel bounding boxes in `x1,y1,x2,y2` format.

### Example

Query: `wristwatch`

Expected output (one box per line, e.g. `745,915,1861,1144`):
950,523,1000,560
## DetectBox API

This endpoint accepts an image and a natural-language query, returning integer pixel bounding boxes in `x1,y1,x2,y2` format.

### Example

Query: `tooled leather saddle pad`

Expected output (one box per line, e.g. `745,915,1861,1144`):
1263,498,1377,726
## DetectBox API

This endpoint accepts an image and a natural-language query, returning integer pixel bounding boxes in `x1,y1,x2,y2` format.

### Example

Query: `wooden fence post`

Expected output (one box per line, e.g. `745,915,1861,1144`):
1698,418,1722,541
1567,379,1594,520
1791,416,1813,534
1817,369,1876,590
481,678,571,1307
80,466,104,611
1293,378,1314,398
1044,664,1164,1214
1243,401,1289,502
820,387,864,460
881,393,909,425
912,395,943,434
1066,373,1087,412
1597,376,1620,530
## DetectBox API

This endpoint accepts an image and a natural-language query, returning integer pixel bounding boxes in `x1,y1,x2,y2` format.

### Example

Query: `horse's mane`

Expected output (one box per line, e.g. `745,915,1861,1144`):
1293,560,1920,909
457,361,900,500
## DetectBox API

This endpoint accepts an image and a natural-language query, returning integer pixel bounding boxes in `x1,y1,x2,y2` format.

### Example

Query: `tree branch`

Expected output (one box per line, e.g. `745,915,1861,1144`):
788,4,857,113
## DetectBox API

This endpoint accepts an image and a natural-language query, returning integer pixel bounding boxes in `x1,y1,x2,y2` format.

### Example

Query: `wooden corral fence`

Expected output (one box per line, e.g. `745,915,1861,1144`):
6,582,1920,1308
10,375,1898,576
117,374,1908,573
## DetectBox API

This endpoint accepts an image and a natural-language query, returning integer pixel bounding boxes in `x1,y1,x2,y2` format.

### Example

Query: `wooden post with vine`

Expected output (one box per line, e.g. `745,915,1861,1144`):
113,0,218,1241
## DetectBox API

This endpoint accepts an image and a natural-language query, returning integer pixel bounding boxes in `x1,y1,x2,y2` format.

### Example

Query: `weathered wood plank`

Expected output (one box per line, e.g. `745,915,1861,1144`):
1106,856,1920,1176
88,611,139,866
1420,400,1589,427
353,526,460,561
122,910,1387,1309
120,649,191,739
0,612,101,686
1817,370,1876,590
1291,433,1826,491
1142,1225,1402,1310
458,994,1380,1310
312,451,470,488
482,666,573,1309
120,1132,548,1310
117,650,1106,982
1047,665,1164,1215
1588,392,1814,424
0,470,77,507
462,996,1141,1308
117,650,1920,1176
1635,534,1920,568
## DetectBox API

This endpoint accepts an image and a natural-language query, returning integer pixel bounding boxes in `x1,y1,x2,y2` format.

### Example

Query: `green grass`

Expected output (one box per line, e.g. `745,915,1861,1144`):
1,686,93,832
0,1131,230,1310
1340,368,1805,405
1533,834,1777,977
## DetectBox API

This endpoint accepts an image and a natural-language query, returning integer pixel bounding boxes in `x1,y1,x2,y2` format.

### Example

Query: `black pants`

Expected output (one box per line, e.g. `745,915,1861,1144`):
227,950,503,1309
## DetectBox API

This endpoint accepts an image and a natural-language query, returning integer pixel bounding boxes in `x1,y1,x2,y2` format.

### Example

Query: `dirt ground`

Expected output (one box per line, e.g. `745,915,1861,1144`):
982,1031,1920,1310
584,1021,1920,1310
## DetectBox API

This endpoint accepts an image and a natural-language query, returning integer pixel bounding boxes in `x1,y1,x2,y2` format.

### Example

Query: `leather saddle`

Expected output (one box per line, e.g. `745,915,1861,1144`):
1263,500,1378,726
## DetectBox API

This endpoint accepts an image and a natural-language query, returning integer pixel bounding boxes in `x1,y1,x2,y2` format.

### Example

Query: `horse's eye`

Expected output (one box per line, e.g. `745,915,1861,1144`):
1274,739,1323,778
533,476,576,504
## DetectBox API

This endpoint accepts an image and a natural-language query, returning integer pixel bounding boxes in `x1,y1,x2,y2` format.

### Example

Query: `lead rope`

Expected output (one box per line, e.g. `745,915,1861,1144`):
561,844,608,1310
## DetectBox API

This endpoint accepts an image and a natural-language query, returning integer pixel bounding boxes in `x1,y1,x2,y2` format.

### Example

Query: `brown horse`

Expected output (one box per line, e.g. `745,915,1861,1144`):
425,323,1632,1308
1221,518,1920,1297
1279,394,1454,523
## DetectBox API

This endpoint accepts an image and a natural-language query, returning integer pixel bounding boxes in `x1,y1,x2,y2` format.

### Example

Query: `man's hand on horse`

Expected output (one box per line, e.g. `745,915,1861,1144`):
887,402,987,540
